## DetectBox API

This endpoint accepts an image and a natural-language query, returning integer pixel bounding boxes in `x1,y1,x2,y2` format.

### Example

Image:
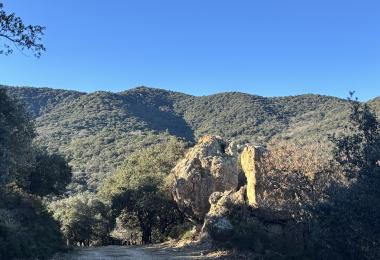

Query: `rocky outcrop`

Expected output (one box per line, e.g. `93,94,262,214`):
240,145,265,206
201,187,305,257
207,186,247,217
171,136,239,221
201,187,246,241
171,136,305,257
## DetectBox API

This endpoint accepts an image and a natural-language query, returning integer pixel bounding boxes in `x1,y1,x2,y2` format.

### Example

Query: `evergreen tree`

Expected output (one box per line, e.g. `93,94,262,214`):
314,94,380,259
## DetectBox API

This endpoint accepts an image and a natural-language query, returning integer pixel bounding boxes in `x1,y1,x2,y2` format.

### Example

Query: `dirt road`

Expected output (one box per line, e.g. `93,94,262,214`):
52,244,215,259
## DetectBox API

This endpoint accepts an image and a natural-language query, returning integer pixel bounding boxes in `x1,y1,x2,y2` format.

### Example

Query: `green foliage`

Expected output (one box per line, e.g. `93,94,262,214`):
0,89,69,259
0,3,45,57
0,88,36,187
0,87,72,195
66,130,178,192
100,137,187,244
29,149,72,196
7,86,379,191
6,86,84,117
313,96,380,259
100,136,187,196
0,187,65,259
48,193,110,246
2,83,380,257
330,95,380,176
176,92,352,144
368,97,380,117
6,87,192,191
0,9,70,258
3,85,380,255
109,185,182,244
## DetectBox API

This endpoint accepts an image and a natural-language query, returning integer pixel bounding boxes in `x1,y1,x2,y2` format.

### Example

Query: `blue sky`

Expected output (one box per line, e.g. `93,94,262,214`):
0,0,379,100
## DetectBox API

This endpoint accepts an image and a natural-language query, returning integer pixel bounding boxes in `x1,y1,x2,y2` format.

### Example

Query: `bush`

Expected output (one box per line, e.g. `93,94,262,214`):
258,140,335,221
48,192,110,246
0,187,65,259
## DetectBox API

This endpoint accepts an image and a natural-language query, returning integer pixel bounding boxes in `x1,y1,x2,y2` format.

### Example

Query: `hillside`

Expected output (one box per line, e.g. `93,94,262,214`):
4,85,379,191
369,96,380,116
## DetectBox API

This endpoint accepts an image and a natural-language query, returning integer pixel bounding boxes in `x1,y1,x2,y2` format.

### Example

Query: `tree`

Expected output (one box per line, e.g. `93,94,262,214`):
29,149,72,196
312,94,380,259
0,2,45,57
49,193,110,246
330,93,380,177
0,4,63,259
0,187,65,259
0,88,35,187
0,89,70,259
100,137,187,244
0,88,71,195
110,182,182,244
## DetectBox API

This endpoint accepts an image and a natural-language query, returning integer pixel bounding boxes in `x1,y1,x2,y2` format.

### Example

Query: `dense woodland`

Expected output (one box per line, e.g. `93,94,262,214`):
4,86,380,193
0,89,71,258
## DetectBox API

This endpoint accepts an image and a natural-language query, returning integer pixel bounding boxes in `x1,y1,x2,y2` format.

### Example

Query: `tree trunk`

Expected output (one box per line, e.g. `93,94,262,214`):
141,227,152,244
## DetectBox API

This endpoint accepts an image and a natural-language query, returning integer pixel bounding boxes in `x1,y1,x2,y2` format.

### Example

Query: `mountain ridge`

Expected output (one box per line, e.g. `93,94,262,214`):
3,84,379,191
5,84,375,100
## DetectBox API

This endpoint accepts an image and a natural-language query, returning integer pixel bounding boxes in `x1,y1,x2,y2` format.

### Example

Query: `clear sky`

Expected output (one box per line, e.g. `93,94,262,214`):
0,0,379,100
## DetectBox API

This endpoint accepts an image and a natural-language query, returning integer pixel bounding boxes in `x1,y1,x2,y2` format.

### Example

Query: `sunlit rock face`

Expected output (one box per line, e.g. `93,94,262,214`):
240,145,265,206
172,137,305,256
171,135,239,221
201,187,246,242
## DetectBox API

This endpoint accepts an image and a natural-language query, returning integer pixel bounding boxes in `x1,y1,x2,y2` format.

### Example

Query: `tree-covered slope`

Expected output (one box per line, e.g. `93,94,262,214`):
174,92,351,144
368,97,380,116
5,85,379,191
34,89,190,191
3,86,85,117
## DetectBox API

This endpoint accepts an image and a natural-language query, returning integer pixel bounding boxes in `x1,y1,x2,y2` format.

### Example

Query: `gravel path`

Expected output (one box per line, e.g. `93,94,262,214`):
52,244,210,259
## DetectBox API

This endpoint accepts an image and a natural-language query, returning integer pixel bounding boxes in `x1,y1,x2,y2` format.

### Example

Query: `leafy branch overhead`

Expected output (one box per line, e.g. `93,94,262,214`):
0,3,45,57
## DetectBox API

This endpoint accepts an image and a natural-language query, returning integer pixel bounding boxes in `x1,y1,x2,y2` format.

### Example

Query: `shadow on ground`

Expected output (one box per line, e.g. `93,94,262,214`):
51,243,224,260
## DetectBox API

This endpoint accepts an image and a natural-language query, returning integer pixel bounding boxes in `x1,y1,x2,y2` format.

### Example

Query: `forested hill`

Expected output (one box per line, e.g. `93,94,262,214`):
4,85,380,192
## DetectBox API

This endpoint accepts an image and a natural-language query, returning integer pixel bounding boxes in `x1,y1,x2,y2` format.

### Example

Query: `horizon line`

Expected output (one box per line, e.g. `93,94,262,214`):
2,83,377,102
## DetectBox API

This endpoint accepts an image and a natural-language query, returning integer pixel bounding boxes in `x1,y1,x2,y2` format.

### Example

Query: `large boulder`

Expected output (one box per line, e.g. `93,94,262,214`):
171,136,239,221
